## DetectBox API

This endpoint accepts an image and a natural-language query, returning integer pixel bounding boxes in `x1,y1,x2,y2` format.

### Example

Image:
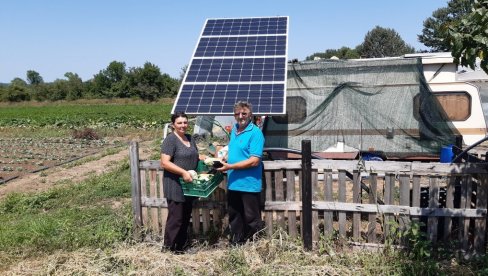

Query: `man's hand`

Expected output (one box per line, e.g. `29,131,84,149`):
216,161,231,172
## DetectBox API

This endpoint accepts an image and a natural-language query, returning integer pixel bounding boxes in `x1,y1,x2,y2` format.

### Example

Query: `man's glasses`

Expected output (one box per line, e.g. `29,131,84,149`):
234,112,248,116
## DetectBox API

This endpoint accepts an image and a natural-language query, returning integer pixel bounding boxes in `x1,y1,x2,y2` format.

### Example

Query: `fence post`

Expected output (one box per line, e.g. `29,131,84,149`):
129,141,142,228
301,140,312,250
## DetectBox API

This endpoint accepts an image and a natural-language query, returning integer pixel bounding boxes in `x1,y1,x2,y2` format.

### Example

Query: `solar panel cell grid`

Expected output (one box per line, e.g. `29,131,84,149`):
203,17,287,36
195,36,287,57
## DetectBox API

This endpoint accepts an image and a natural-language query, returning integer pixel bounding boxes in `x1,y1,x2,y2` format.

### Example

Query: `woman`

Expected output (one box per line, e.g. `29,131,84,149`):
160,111,198,253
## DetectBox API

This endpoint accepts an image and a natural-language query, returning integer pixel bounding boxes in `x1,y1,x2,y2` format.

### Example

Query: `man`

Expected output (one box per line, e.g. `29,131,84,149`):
217,100,265,245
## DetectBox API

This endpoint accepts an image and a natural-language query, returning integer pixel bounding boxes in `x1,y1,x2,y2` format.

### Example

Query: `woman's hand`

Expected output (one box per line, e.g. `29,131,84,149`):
182,171,193,182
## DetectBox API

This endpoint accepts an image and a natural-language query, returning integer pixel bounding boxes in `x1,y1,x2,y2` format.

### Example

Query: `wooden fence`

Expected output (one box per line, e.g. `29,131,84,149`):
129,141,488,255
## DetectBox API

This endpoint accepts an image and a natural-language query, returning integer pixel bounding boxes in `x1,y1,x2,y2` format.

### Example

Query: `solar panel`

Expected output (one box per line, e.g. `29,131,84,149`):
172,16,289,115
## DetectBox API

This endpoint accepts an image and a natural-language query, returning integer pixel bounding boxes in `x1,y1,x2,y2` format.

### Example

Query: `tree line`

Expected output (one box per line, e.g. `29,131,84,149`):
1,0,486,103
0,61,181,102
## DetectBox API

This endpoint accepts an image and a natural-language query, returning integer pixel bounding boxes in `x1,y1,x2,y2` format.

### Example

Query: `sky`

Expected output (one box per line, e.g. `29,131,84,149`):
0,0,449,83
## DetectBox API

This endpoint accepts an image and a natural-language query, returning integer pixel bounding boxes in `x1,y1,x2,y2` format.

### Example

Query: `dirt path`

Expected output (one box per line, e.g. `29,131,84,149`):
0,140,155,200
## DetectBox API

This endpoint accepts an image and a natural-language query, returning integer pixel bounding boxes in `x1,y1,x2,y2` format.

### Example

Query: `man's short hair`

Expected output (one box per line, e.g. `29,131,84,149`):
234,100,253,112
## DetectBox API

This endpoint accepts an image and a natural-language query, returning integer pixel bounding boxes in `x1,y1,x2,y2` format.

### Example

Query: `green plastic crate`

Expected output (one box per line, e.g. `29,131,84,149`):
181,172,224,198
196,160,209,172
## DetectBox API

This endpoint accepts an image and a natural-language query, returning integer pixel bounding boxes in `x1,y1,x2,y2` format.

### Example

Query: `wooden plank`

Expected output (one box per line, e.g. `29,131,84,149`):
220,177,229,233
383,174,394,240
264,160,302,170
142,159,488,176
211,188,221,230
314,160,411,172
140,169,148,227
158,171,168,236
324,169,334,237
286,169,298,238
298,169,303,236
298,170,303,199
428,176,439,244
367,173,377,243
275,171,285,230
141,197,224,209
411,175,421,223
265,171,273,237
263,201,486,217
262,160,488,174
461,175,473,251
139,160,161,169
474,175,488,254
312,169,319,242
149,170,159,234
410,162,488,175
141,197,167,207
352,170,361,241
338,170,347,237
443,176,456,241
399,174,410,233
192,208,200,234
129,141,142,228
202,206,210,233
312,169,318,199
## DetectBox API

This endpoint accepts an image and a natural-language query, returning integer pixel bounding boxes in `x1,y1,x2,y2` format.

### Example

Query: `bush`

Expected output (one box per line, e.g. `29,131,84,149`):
72,128,100,140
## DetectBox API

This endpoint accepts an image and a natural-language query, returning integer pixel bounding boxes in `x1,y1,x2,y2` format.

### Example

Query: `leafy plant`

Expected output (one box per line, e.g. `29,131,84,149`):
446,0,488,74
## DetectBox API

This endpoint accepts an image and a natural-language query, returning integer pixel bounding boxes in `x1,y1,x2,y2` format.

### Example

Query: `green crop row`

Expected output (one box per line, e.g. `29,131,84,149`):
0,102,173,129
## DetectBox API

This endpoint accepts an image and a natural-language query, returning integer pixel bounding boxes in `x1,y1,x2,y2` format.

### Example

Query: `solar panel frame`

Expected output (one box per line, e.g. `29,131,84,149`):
172,16,289,115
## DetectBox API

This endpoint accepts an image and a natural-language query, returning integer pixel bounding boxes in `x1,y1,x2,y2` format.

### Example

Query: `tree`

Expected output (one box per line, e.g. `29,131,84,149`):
64,72,84,100
446,0,488,74
91,61,127,98
48,80,69,101
305,46,360,60
359,26,415,58
26,70,44,85
418,0,472,51
126,62,178,101
2,78,29,102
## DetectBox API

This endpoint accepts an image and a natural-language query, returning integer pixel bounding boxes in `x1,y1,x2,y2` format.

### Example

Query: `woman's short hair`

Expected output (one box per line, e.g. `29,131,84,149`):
171,111,188,123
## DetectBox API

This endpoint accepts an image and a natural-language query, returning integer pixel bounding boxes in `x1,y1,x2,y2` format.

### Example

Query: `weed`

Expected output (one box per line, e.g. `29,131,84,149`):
72,128,100,140
217,249,250,275
0,163,133,258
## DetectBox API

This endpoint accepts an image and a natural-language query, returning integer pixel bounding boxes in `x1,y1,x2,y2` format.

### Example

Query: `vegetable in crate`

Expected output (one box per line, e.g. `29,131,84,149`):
204,157,224,168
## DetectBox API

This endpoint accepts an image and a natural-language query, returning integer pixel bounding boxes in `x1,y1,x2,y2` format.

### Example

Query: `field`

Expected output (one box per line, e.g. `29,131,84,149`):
0,99,170,183
0,137,118,182
0,99,173,129
1,100,487,275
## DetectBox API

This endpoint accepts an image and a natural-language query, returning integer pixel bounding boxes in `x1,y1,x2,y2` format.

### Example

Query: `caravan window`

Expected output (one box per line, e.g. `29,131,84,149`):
272,96,307,124
414,91,471,121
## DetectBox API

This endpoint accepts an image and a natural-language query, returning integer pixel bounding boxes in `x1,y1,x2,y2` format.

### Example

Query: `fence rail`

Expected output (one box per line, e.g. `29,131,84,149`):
129,141,488,255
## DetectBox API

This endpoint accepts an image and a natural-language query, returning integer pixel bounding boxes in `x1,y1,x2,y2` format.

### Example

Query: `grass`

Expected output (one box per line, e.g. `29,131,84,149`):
0,162,134,269
2,230,488,275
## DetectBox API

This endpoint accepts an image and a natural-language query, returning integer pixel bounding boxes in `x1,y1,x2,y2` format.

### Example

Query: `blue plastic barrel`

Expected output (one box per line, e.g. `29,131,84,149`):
440,145,454,163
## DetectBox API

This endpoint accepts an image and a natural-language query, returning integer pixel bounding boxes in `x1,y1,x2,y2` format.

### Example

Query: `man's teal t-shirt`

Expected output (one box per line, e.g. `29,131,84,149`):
227,122,264,192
